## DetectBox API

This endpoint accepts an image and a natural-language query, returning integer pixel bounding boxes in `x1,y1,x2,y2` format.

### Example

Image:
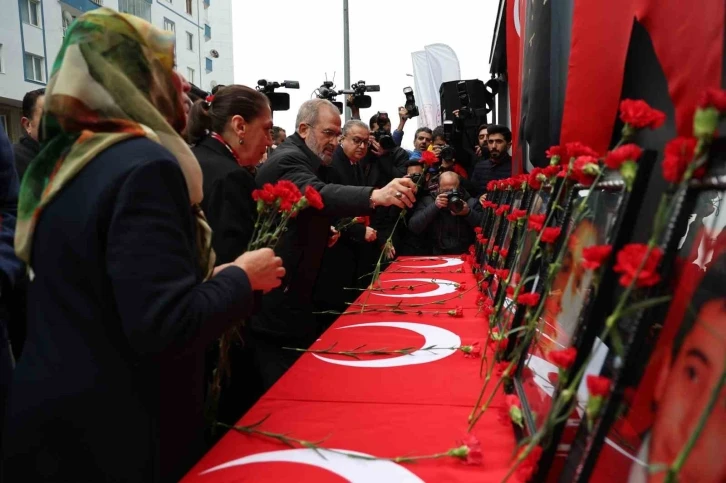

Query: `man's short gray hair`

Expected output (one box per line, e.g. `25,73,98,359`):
342,120,369,137
439,171,460,186
295,99,339,132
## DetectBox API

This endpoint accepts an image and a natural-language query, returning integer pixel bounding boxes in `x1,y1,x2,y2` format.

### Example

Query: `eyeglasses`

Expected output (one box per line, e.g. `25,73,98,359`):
347,137,368,147
306,123,341,138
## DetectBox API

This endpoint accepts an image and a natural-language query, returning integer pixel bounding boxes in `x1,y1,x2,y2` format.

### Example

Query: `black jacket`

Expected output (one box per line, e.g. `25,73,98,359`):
409,190,483,255
470,153,513,197
360,145,409,188
2,138,255,483
12,134,40,181
253,133,374,342
193,136,257,264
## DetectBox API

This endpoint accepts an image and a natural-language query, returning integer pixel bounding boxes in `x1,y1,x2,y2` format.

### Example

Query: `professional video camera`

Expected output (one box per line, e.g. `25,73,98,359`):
372,111,396,151
256,79,300,111
340,80,380,109
315,80,345,113
447,189,465,214
439,120,456,162
402,87,419,118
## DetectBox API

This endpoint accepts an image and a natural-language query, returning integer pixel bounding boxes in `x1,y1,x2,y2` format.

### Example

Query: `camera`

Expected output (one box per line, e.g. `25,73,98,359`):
439,145,456,162
447,189,465,214
403,87,419,118
316,80,344,113
340,80,380,109
256,79,300,112
406,172,423,185
372,111,395,150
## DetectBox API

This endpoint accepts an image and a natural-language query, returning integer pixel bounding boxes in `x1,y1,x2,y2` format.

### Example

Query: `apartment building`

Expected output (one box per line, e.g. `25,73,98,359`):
0,0,234,142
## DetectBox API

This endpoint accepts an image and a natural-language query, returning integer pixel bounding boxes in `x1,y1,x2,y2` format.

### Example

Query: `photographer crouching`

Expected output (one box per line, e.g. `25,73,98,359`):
408,171,483,255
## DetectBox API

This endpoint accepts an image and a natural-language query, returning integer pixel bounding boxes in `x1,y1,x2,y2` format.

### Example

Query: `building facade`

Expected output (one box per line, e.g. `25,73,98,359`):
0,0,234,142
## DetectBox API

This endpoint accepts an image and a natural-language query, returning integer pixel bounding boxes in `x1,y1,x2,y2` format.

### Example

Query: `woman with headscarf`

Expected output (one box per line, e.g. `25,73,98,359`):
2,8,285,483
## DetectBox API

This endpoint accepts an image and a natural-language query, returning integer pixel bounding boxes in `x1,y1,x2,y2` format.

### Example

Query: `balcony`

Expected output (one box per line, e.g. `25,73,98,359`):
60,0,103,13
118,0,152,22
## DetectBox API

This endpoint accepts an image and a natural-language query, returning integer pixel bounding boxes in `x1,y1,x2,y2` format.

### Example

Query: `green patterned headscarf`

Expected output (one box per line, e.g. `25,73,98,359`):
15,7,214,275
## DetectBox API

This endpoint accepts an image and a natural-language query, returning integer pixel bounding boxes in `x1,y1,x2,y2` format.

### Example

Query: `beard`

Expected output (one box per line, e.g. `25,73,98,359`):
306,131,335,165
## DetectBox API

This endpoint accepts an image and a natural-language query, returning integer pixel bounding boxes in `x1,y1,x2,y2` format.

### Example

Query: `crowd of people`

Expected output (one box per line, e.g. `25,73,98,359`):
0,8,514,483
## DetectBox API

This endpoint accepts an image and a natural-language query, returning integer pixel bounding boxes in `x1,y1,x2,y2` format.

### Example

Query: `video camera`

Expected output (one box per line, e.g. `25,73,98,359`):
256,79,300,112
315,80,345,114
403,87,419,118
372,111,396,151
340,80,380,109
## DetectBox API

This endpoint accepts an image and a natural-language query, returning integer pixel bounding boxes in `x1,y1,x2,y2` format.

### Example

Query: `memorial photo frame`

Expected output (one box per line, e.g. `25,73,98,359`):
560,140,726,483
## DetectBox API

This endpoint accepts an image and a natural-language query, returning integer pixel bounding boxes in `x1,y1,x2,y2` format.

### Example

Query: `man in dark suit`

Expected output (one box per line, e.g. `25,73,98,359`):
251,99,417,390
12,88,45,180
314,120,378,327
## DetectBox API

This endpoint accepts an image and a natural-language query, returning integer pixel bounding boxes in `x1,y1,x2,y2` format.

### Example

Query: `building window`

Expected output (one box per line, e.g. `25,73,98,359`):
204,24,211,40
205,57,213,73
186,0,192,14
187,67,194,84
203,0,209,8
118,0,152,22
186,32,194,51
163,18,175,33
24,53,44,82
21,0,42,28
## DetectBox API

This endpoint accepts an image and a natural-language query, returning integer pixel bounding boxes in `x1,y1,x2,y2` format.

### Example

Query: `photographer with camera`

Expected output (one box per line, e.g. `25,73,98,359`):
396,157,433,256
408,171,483,255
362,111,410,186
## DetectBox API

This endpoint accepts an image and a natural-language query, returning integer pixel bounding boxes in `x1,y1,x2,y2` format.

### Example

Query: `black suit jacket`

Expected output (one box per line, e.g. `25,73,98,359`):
193,136,257,264
12,134,39,181
253,133,374,342
2,138,255,483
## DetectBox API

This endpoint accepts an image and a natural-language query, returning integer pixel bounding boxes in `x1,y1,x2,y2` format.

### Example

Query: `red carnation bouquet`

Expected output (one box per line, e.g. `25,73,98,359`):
249,180,324,250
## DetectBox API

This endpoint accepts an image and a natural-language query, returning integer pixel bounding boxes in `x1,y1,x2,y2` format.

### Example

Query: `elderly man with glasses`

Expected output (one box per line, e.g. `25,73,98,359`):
251,100,417,393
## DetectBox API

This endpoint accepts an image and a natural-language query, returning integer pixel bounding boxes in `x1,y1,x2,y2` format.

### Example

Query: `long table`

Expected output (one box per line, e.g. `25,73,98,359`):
182,256,517,482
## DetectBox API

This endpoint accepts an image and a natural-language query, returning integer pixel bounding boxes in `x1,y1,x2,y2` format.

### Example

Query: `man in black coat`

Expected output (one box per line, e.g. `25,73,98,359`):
12,88,45,180
409,171,483,255
252,99,417,390
313,120,378,328
470,124,513,196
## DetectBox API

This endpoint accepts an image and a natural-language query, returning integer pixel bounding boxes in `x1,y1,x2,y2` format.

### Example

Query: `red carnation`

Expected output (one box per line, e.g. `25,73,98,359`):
474,226,483,235
457,282,467,292
619,99,666,130
447,306,464,318
605,144,643,170
453,434,483,466
469,244,476,255
495,361,511,377
541,227,561,244
517,292,540,307
252,183,277,204
478,301,494,320
528,214,546,231
587,375,612,397
497,179,509,190
495,204,511,216
507,208,528,222
528,167,547,189
516,445,543,483
483,200,498,209
662,136,699,184
546,145,563,161
572,156,600,186
564,142,599,161
543,164,562,178
354,215,370,226
487,180,498,191
613,243,663,288
304,185,324,210
582,245,613,270
698,88,726,111
421,150,439,166
549,347,577,370
494,268,510,280
488,328,506,352
461,341,482,358
500,248,509,259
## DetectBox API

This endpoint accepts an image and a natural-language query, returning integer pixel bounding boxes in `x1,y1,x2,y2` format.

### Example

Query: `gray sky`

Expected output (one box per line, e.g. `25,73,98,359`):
232,0,498,149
